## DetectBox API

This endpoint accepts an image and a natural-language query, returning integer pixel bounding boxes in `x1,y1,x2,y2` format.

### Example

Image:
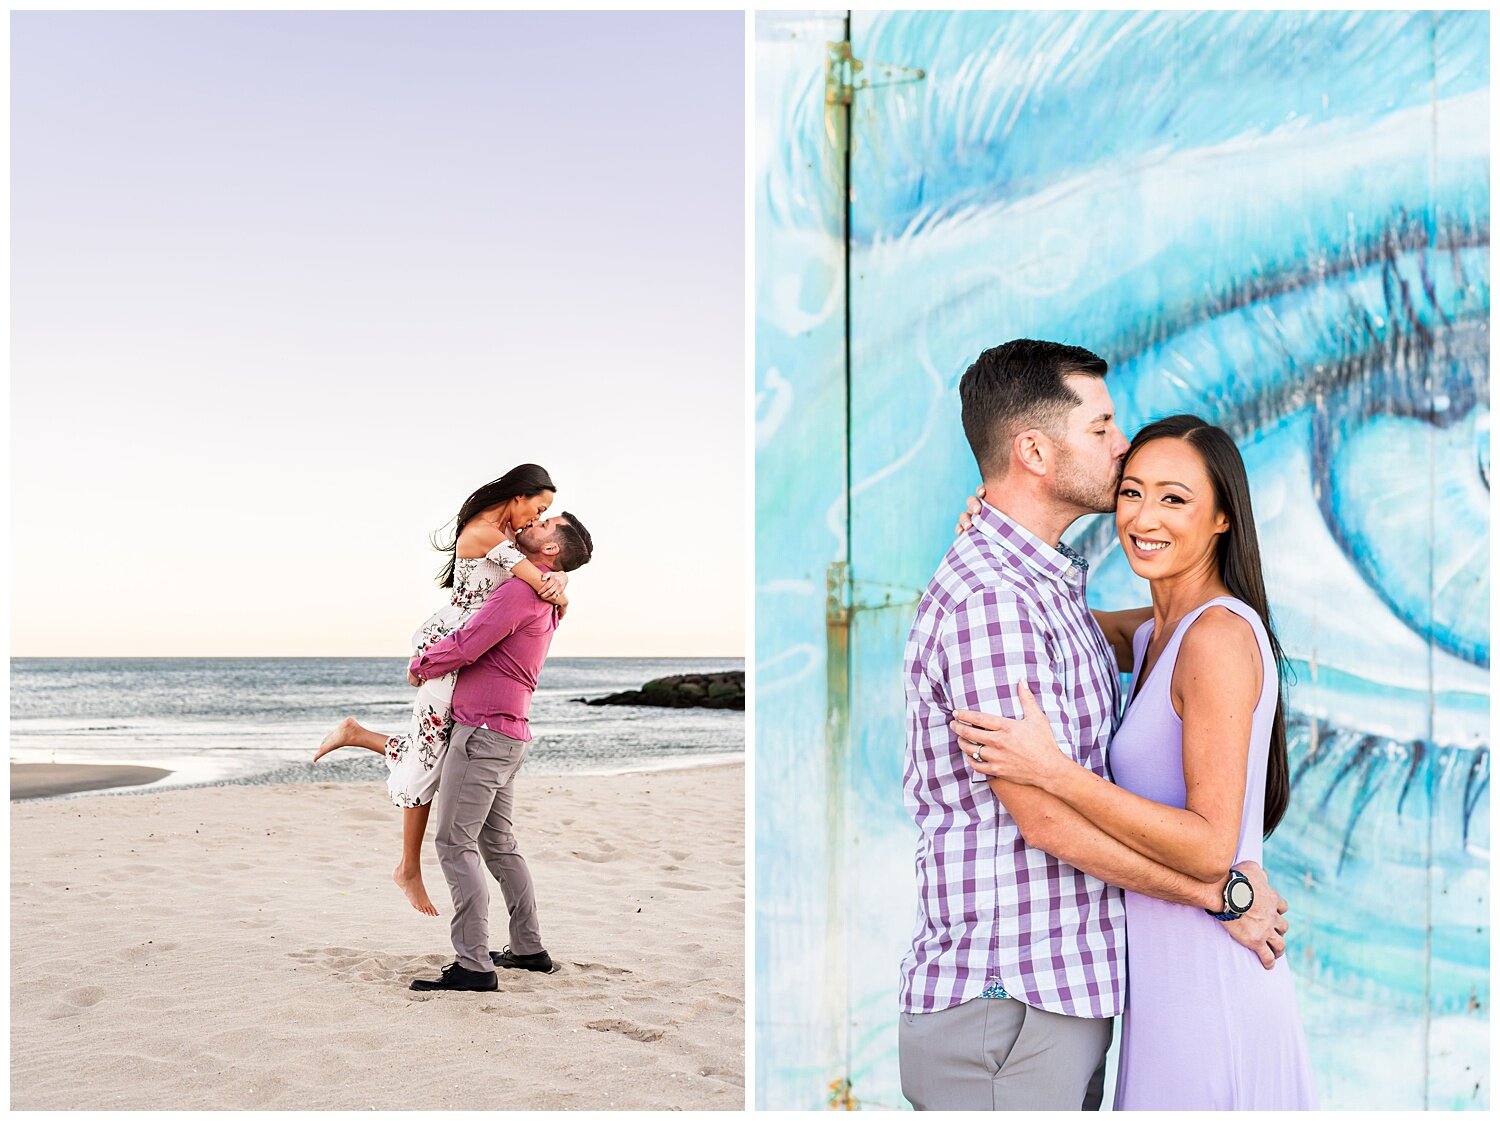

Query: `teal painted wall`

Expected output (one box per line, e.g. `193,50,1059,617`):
756,10,1489,1110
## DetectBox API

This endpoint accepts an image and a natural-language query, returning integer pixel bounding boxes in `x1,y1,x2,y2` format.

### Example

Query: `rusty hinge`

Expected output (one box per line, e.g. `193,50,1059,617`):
825,40,926,106
826,561,852,626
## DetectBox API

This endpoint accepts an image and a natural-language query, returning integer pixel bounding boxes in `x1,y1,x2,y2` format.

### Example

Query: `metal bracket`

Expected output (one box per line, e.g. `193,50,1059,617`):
826,561,852,625
849,580,923,613
825,40,926,106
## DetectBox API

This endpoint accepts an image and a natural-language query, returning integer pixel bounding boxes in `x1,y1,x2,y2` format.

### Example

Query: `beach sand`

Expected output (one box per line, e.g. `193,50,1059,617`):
11,763,745,1110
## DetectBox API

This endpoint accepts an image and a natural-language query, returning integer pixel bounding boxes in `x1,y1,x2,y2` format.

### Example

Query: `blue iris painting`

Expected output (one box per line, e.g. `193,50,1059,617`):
756,10,1488,1111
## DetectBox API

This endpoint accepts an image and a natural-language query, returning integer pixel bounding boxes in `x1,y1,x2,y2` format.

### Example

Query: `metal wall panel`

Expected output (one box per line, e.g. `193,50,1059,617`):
754,9,854,1108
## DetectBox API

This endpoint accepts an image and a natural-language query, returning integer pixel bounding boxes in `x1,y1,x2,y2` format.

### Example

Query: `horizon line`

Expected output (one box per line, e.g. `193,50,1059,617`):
10,652,746,661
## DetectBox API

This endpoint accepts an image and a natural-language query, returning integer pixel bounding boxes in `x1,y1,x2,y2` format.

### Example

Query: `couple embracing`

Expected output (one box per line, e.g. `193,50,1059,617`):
317,464,594,992
900,340,1316,1110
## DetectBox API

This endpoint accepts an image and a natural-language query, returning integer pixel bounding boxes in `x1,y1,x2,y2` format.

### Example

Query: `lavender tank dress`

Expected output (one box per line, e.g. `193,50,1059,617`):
1109,596,1317,1110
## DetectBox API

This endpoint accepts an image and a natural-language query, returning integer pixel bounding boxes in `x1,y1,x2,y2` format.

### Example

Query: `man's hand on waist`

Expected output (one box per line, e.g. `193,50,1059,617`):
1216,860,1289,969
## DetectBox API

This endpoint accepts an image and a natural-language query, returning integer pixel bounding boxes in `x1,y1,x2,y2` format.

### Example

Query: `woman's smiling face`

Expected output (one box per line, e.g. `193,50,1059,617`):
1115,437,1229,579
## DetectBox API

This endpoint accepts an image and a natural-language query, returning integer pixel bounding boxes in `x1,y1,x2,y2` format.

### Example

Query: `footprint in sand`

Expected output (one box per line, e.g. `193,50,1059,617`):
569,961,632,976
119,940,178,963
697,1064,746,1087
290,946,356,962
66,986,105,1007
48,985,107,1018
571,844,622,863
586,1018,664,1042
661,881,710,892
291,946,448,986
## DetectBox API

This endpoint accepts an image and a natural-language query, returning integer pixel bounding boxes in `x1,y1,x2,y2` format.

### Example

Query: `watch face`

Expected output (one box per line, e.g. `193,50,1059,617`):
1227,878,1254,913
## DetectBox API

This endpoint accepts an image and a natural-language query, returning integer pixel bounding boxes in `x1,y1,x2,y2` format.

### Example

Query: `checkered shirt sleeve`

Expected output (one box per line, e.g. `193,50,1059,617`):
939,587,1079,786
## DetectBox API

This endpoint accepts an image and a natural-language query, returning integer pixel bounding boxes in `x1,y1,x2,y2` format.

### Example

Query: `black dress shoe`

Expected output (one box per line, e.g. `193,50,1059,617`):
490,946,553,973
409,961,498,992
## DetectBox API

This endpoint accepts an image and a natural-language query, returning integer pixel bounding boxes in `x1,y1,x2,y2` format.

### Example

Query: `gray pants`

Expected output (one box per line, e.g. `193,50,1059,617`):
899,997,1112,1110
433,723,542,973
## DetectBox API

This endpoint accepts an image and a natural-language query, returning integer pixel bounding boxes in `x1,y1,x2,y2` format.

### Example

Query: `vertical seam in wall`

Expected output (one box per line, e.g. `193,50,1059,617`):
840,8,856,1089
1423,9,1439,1109
843,9,855,557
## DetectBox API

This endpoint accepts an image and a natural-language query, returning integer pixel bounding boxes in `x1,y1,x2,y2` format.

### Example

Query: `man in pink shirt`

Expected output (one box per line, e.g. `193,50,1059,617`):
406,513,594,993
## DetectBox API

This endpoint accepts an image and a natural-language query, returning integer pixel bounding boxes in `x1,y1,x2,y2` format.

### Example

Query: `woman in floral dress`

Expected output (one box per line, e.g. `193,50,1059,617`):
315,463,567,916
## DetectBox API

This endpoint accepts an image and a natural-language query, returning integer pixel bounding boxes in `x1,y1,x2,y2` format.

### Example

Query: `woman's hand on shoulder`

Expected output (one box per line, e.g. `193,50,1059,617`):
537,571,569,606
955,484,986,536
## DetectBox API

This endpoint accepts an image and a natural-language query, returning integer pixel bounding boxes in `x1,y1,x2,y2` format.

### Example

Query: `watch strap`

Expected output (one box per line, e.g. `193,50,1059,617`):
1205,869,1251,921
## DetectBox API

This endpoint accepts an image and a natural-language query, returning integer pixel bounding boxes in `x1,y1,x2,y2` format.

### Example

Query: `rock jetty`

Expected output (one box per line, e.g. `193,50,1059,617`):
579,670,744,711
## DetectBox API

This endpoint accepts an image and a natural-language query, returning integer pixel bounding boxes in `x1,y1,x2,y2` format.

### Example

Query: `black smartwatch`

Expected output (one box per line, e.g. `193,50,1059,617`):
1206,869,1254,922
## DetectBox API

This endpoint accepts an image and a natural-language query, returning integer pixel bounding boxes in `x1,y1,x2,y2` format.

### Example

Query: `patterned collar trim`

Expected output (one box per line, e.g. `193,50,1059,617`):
1056,540,1091,572
971,501,1088,581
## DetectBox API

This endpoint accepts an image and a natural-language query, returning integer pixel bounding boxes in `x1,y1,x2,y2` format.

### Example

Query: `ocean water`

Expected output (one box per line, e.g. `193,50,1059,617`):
10,657,744,792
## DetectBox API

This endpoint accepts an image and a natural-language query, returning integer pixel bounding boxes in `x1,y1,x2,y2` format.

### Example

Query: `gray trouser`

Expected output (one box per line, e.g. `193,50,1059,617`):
433,723,542,973
899,997,1112,1110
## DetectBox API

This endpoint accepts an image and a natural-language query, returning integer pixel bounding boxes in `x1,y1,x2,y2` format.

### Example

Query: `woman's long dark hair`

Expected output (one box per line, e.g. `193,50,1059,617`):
433,464,556,588
1125,416,1291,837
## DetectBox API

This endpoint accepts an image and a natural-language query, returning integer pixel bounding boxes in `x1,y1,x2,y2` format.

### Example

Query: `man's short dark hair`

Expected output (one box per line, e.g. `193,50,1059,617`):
959,339,1108,478
552,512,593,573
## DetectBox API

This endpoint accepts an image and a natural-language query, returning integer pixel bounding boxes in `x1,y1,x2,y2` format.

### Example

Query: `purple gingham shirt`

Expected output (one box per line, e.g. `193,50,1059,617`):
900,501,1126,1018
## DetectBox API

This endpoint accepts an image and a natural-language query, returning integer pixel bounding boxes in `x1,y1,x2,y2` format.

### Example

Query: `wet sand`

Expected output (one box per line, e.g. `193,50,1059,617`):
11,763,173,800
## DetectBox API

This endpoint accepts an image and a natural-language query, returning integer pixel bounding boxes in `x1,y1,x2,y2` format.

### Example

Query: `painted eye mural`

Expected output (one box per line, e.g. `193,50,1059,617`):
756,10,1488,1112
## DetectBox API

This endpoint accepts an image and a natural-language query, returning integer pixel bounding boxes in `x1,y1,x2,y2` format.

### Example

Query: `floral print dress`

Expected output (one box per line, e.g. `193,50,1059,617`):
385,539,523,808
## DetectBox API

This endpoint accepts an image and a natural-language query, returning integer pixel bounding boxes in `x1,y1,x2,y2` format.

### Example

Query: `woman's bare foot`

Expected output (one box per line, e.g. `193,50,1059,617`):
313,716,366,762
315,717,393,761
393,863,439,916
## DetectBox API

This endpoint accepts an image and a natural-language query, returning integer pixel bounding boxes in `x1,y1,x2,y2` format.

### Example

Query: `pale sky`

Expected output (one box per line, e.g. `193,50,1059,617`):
12,11,745,658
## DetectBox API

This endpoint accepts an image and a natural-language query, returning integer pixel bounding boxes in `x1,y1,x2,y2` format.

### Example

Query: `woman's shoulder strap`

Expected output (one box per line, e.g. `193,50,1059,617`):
1196,596,1268,640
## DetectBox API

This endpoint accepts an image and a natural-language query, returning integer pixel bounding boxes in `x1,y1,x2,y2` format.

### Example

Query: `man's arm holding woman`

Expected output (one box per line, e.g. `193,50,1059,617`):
940,589,1286,968
955,607,1262,885
461,523,569,610
409,578,547,684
